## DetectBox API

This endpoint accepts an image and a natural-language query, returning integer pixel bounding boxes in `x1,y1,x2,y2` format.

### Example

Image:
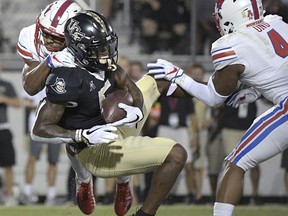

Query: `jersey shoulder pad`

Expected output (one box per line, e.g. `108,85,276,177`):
17,24,37,61
46,67,82,103
211,35,239,71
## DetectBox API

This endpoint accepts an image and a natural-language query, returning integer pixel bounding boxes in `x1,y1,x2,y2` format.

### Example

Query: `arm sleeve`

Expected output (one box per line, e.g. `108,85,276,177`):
177,75,228,107
175,38,244,107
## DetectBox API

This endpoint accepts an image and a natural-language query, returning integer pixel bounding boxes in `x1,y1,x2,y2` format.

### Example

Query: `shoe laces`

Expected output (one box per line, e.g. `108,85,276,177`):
116,183,131,202
79,181,95,204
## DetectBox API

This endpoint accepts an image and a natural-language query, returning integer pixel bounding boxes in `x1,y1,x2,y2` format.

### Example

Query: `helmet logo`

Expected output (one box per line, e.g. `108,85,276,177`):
247,10,254,20
66,19,85,41
51,77,67,94
85,11,108,32
241,9,255,20
43,4,53,16
216,0,224,9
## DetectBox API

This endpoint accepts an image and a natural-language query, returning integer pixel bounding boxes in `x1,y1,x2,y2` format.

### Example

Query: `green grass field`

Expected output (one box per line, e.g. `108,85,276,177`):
0,204,288,216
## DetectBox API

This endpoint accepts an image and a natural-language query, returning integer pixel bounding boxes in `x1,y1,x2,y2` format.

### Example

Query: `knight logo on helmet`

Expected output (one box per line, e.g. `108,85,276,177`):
64,10,118,72
66,19,86,41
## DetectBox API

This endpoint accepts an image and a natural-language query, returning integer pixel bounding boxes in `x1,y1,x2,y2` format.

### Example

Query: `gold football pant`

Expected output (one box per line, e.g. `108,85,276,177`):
77,75,177,177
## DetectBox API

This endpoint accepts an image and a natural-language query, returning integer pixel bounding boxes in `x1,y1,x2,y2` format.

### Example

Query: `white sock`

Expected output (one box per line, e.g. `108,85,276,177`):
47,186,56,199
213,202,235,216
24,184,32,196
116,176,131,184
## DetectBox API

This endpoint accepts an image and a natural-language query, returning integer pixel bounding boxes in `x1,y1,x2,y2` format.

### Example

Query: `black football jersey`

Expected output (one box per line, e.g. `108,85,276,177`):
46,66,117,130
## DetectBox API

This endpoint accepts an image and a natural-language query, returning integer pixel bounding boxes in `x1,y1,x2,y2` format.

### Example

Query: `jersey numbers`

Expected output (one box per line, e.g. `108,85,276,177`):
267,29,288,58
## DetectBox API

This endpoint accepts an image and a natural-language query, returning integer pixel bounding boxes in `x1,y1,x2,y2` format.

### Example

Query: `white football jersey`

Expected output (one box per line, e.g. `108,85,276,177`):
17,24,50,62
17,24,48,123
211,14,288,105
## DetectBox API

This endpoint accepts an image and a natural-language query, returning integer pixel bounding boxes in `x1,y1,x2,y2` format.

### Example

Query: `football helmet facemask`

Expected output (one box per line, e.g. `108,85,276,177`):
35,0,81,55
213,0,264,36
64,10,118,71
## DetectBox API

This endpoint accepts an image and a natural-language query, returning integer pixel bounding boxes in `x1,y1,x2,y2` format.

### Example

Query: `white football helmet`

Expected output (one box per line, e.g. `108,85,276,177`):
35,0,82,55
213,0,264,36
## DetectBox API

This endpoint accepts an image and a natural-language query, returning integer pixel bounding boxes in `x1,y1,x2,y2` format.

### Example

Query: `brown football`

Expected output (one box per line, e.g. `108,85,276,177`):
101,90,133,123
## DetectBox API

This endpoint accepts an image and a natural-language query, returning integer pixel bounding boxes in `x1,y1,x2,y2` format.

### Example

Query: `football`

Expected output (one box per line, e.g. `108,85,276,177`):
101,90,133,123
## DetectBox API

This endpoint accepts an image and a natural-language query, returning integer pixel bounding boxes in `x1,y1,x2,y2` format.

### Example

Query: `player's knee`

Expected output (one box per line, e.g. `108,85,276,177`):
224,161,245,175
166,143,187,167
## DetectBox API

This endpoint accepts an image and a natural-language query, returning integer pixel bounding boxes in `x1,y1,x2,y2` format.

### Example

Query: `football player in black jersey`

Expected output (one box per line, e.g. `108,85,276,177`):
31,11,187,216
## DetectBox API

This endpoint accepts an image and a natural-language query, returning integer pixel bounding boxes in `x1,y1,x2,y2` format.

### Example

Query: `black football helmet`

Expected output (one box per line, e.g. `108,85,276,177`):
64,10,118,71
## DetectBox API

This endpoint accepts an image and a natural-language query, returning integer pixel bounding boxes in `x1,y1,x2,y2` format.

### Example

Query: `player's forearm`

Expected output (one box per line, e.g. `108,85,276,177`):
176,74,228,107
31,124,76,144
127,80,144,109
23,61,51,96
132,92,143,110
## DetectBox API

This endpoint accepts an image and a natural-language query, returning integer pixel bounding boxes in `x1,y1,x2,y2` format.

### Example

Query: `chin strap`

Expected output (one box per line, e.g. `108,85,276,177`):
97,58,118,71
110,63,117,71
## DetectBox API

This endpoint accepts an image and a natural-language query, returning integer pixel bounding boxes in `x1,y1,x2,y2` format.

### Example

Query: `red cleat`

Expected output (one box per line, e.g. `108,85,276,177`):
114,182,133,216
76,179,96,215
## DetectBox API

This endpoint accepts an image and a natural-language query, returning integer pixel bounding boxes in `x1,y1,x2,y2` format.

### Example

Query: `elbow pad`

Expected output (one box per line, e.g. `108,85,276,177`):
176,75,228,107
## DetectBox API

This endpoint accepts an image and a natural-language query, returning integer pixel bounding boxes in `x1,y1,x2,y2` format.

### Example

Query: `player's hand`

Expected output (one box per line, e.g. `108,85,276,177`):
110,103,144,128
45,48,76,69
147,59,184,82
226,88,261,108
75,125,118,146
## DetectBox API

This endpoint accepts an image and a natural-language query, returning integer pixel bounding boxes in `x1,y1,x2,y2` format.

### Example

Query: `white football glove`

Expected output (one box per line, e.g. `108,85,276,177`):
75,125,118,147
45,48,76,69
110,103,144,128
147,59,184,83
226,88,261,108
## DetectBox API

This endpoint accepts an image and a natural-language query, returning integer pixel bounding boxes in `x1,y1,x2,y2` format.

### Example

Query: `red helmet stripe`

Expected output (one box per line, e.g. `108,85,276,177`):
250,0,260,19
51,0,73,28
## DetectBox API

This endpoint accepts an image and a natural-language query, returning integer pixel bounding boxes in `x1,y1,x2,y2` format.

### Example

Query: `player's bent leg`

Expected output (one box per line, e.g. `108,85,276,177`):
213,162,245,216
76,136,183,215
140,144,187,215
66,144,96,215
216,162,245,204
216,161,245,202
77,136,177,178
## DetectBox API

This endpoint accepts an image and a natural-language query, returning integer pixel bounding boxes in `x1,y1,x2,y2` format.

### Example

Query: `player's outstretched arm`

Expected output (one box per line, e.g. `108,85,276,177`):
148,59,243,107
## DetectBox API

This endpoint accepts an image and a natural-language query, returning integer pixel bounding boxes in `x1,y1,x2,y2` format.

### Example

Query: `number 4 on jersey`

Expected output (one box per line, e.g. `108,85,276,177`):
268,29,288,58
